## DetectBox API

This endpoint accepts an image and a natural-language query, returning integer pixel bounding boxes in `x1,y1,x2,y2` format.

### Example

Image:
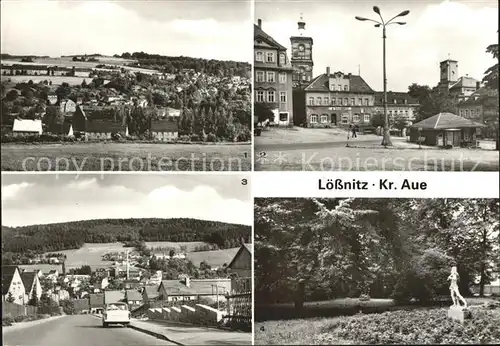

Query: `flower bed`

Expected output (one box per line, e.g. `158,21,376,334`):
316,307,500,345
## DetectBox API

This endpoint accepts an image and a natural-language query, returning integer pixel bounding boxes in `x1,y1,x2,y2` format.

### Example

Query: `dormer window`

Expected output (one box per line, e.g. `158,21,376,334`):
279,53,286,65
393,99,397,104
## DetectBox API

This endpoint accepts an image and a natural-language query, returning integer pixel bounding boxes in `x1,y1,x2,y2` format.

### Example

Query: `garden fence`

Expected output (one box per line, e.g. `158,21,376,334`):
2,302,38,318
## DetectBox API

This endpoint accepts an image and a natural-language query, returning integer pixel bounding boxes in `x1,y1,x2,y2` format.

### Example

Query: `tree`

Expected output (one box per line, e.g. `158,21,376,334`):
81,79,88,88
254,102,274,123
60,299,75,315
371,112,385,127
5,89,19,102
28,291,39,307
483,43,499,90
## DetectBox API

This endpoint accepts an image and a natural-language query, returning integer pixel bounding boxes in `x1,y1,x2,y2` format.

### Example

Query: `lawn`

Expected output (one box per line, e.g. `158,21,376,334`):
255,304,500,345
187,247,240,268
1,142,251,171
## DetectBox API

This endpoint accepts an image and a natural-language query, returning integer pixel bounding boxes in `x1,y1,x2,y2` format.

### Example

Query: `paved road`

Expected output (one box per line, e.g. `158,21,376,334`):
255,138,380,151
3,315,175,346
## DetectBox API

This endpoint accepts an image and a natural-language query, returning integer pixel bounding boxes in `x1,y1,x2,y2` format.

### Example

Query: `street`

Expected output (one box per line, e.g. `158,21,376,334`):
2,315,175,346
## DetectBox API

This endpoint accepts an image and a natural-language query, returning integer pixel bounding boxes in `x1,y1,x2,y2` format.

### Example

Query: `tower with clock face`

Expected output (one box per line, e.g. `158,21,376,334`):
290,15,314,88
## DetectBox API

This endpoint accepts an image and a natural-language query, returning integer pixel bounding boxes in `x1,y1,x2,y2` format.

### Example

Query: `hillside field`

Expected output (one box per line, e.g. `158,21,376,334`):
15,242,240,272
187,247,240,268
1,75,89,86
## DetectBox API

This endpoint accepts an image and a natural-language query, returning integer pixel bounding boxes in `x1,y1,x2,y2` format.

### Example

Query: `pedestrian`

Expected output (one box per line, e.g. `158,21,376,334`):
347,124,351,140
352,124,357,138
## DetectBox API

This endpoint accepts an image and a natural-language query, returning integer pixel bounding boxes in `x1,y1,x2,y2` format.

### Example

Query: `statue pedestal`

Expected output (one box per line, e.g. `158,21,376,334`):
447,306,471,323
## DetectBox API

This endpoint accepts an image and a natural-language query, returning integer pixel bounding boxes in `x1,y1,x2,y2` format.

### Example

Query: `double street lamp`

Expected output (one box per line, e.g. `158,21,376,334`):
355,6,410,147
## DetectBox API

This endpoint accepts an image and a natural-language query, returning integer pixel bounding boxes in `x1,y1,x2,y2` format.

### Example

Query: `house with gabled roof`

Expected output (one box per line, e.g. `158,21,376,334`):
409,112,485,147
157,277,232,304
142,285,160,303
254,19,294,126
21,272,42,302
73,105,128,140
228,243,252,279
302,67,376,128
2,266,26,305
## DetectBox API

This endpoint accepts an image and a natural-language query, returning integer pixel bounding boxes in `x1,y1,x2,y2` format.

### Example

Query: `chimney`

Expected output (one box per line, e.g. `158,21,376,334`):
240,237,245,245
184,277,190,288
257,19,262,28
326,67,330,76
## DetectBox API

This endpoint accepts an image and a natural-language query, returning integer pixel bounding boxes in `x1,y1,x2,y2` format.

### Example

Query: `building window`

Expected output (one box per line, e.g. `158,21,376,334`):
255,51,263,62
338,98,342,105
341,114,349,124
460,110,464,116
323,97,329,105
364,114,370,122
331,98,336,105
308,97,314,105
316,97,321,105
350,98,355,106
404,99,408,104
310,114,318,123
256,71,264,82
405,110,408,116
364,98,369,106
279,72,286,83
267,90,275,103
280,91,286,103
393,99,397,104
353,114,360,122
279,113,288,122
344,85,348,91
465,110,469,117
358,98,362,105
320,114,328,123
267,71,275,83
279,53,286,65
338,85,342,91
256,91,264,102
266,52,275,63
343,98,348,105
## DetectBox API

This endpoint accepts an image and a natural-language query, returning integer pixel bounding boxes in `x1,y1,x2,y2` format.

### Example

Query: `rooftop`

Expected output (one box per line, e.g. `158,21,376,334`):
411,112,485,129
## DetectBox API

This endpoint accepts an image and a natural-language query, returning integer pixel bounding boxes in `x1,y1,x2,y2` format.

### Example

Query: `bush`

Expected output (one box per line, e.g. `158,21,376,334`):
190,134,200,142
178,135,191,142
14,315,26,322
206,133,217,142
359,294,371,302
2,316,15,326
316,307,500,345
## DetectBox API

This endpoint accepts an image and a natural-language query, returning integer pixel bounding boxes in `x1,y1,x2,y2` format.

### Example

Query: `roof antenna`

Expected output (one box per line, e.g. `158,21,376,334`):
358,64,361,76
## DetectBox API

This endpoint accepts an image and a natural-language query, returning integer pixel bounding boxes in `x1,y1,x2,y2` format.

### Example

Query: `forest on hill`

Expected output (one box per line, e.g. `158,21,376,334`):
255,198,499,304
2,218,250,254
116,52,250,77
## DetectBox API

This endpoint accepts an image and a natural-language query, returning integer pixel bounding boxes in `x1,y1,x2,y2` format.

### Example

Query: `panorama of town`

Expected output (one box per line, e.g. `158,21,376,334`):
0,53,252,171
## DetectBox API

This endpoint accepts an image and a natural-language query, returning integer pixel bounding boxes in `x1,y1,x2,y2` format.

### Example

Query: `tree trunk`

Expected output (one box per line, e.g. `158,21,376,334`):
479,226,489,297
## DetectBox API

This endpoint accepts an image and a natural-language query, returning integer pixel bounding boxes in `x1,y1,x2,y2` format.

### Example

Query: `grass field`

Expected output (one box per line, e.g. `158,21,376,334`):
146,241,209,252
187,247,240,268
1,142,251,171
1,75,89,86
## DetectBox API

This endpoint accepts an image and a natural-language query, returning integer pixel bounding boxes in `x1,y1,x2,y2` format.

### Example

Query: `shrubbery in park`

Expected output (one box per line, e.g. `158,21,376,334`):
316,308,500,345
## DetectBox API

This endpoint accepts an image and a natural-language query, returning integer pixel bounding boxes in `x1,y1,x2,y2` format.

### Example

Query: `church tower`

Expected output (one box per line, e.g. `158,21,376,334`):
290,14,314,88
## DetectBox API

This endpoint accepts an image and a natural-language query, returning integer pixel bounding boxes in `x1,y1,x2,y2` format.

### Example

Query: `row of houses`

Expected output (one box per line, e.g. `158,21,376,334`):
9,104,181,140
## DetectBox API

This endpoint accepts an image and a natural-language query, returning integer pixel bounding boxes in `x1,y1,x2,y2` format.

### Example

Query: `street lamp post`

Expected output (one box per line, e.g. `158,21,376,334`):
355,6,410,147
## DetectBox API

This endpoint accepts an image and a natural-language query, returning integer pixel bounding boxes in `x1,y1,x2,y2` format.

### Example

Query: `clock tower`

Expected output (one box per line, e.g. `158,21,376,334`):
290,15,314,88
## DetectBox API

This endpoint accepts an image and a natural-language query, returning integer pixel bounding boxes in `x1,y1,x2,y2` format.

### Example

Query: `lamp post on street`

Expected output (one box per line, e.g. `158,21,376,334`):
355,6,410,147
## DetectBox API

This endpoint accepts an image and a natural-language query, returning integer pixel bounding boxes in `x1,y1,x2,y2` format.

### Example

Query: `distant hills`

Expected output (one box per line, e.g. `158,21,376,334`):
1,218,251,253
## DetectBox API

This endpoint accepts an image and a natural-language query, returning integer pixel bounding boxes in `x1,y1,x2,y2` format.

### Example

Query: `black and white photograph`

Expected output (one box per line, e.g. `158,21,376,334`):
253,0,499,171
1,0,252,171
2,173,252,345
254,198,500,344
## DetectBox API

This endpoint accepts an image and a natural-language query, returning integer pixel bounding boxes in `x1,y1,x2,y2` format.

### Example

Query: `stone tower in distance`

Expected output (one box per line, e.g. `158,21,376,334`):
290,14,314,88
438,58,458,95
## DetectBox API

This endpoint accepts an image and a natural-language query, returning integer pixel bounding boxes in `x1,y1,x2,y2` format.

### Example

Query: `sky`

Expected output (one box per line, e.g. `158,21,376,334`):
1,174,252,227
256,0,498,91
1,0,252,62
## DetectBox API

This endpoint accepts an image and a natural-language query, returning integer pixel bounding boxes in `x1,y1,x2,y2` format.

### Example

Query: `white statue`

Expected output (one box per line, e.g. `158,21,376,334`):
447,266,467,308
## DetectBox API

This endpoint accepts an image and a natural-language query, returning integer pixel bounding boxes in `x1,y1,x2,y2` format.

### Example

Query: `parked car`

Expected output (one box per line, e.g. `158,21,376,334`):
102,302,130,327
